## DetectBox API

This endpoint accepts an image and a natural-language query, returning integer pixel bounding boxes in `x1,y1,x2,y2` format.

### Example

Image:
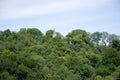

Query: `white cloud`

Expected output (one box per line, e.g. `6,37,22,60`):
0,0,111,20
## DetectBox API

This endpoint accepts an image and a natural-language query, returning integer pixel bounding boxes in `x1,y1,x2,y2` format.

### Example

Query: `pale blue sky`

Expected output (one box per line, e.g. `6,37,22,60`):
0,0,120,35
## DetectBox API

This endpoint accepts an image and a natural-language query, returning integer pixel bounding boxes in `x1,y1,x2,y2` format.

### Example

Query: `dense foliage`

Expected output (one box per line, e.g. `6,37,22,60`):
0,28,120,80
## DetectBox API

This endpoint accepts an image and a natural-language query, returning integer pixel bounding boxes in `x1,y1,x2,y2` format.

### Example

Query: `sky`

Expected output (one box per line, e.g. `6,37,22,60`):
0,0,120,36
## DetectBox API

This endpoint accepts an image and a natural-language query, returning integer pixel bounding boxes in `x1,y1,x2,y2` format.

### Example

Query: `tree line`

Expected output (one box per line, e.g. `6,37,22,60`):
0,28,120,80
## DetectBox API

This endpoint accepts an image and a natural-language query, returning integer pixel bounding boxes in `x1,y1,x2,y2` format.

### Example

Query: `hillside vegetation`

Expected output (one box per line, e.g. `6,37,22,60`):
0,28,120,80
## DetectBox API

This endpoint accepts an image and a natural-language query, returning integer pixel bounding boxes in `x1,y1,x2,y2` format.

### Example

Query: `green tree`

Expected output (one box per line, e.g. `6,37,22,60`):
0,71,17,80
90,32,101,46
3,29,11,38
110,39,120,51
16,64,29,80
102,47,120,67
66,29,92,52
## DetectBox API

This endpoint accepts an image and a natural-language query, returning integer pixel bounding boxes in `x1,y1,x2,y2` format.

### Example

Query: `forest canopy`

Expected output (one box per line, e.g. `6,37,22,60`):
0,28,120,80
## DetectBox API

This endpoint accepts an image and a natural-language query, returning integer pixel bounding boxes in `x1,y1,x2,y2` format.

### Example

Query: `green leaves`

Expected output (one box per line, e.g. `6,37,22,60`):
17,64,29,79
0,71,17,80
0,28,120,80
102,47,120,67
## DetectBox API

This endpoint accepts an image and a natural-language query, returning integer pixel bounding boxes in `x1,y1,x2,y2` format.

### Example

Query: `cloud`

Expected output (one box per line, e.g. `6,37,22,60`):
0,0,110,20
